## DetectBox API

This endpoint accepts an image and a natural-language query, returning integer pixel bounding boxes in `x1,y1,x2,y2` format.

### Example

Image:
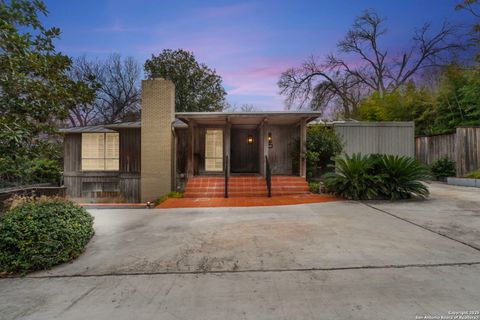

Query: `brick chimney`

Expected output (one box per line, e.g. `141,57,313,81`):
141,79,175,202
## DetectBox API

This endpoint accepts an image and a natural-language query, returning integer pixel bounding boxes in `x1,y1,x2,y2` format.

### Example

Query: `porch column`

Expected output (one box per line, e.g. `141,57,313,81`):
187,120,196,177
299,118,307,178
262,119,269,177
225,120,231,176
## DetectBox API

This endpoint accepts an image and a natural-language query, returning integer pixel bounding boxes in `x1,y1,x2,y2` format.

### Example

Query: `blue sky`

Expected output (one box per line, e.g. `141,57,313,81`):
42,0,475,110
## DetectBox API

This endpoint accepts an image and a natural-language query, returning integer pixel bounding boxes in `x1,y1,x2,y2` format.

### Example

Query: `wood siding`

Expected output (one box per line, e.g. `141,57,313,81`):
334,122,415,157
118,128,141,173
415,133,456,165
182,123,301,177
64,134,81,172
414,127,480,177
63,128,141,202
267,125,298,175
456,127,480,176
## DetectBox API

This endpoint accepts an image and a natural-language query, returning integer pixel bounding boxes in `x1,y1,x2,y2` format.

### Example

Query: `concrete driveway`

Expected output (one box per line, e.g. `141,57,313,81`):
1,182,479,319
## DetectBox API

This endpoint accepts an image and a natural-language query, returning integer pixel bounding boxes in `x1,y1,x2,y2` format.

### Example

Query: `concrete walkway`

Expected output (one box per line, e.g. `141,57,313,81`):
1,182,479,319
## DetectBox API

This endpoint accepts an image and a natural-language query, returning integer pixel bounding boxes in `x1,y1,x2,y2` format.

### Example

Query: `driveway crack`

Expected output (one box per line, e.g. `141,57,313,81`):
361,202,480,253
6,261,480,280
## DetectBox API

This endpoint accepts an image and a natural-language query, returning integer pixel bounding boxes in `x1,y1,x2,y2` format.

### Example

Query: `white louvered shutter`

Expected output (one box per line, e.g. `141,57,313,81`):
205,129,223,171
82,133,105,170
105,133,119,170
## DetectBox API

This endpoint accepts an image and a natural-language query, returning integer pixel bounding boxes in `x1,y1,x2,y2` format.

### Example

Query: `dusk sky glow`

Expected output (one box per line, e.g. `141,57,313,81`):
43,1,475,110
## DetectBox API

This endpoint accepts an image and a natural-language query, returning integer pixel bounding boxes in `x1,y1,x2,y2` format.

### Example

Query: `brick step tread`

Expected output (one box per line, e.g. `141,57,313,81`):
184,194,270,198
185,185,225,189
184,194,225,198
228,193,268,197
272,193,310,196
187,182,266,188
186,188,267,192
271,186,309,190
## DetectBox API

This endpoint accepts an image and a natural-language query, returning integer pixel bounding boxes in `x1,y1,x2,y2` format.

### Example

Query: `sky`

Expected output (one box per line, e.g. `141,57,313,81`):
42,0,476,111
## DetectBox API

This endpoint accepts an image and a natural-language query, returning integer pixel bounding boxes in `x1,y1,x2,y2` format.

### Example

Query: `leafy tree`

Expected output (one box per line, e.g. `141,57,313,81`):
357,64,480,135
358,82,435,134
0,0,95,186
431,64,480,133
144,49,226,112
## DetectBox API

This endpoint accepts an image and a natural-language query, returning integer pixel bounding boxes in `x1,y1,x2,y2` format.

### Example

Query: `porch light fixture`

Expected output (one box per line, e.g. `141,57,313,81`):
268,132,273,148
247,135,254,144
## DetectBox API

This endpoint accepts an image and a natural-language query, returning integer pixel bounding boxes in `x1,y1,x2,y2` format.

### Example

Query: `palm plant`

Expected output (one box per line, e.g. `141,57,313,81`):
376,155,430,200
322,153,430,200
322,154,383,200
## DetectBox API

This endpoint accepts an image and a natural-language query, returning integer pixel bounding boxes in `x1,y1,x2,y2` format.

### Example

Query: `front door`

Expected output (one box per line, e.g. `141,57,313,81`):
230,128,259,173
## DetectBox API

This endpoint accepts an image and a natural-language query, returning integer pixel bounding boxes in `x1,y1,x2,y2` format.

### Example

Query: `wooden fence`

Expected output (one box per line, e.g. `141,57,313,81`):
415,127,480,176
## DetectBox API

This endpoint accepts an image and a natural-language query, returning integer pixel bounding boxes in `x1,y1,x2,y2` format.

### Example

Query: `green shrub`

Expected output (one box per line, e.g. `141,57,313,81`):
322,154,429,200
155,192,184,205
322,154,383,200
308,181,320,193
376,155,430,200
464,170,480,179
429,156,456,180
0,156,61,188
0,198,94,274
292,125,343,177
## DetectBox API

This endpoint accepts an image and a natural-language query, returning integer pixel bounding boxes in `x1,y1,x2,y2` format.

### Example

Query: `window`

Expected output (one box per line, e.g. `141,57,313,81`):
81,182,119,198
81,133,119,171
205,129,223,171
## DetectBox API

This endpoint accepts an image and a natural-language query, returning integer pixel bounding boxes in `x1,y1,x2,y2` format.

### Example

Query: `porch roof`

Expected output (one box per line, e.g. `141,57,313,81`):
175,111,322,126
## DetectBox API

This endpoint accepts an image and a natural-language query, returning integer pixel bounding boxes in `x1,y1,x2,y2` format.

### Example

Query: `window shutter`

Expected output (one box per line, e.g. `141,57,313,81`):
82,133,105,170
105,133,119,170
81,132,119,171
205,129,223,171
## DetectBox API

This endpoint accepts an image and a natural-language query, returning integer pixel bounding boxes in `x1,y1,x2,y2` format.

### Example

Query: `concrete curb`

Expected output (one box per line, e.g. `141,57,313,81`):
446,177,480,188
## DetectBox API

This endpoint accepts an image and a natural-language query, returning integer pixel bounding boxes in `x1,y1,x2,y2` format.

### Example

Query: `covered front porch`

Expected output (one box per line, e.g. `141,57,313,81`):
174,111,321,197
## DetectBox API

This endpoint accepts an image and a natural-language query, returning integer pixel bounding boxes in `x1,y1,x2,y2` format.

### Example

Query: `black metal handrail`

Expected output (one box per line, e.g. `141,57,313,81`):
224,155,229,198
265,156,272,197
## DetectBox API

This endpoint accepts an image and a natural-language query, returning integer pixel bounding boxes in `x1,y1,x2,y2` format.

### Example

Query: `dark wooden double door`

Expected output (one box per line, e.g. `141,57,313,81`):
230,128,259,173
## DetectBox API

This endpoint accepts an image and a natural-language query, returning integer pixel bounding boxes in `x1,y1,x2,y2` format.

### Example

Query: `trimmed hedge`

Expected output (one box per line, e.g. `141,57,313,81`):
0,199,94,274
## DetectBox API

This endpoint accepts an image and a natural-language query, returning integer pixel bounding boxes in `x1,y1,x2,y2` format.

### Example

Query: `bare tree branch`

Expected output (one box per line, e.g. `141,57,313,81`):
68,54,141,127
278,9,462,118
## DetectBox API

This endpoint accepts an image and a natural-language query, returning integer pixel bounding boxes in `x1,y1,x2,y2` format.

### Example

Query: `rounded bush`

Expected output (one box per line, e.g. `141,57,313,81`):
0,199,94,274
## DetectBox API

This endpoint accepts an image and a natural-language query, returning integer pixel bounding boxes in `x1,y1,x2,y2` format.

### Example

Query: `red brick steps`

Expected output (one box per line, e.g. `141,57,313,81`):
183,175,309,198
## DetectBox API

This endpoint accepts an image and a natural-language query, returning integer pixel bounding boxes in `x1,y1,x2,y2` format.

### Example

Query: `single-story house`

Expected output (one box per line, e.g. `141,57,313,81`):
61,79,324,202
61,79,415,203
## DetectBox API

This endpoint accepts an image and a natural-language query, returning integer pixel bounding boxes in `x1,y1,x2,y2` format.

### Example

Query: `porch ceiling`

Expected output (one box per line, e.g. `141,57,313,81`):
175,111,322,126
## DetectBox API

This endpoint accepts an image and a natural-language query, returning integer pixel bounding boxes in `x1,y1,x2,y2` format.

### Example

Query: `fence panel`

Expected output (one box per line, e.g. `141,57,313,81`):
415,127,480,176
